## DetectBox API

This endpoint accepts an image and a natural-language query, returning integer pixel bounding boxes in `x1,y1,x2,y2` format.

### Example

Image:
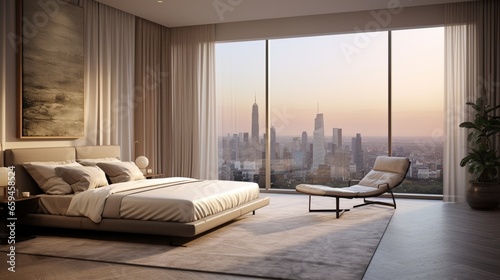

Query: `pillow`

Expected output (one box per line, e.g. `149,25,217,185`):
55,166,109,193
77,157,121,166
96,161,146,183
23,161,81,195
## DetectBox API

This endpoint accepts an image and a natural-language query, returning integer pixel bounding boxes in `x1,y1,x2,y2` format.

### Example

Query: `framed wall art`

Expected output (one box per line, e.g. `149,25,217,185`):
16,0,84,139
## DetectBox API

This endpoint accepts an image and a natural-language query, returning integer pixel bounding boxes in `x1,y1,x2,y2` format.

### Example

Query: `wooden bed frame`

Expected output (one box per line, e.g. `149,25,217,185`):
3,145,270,237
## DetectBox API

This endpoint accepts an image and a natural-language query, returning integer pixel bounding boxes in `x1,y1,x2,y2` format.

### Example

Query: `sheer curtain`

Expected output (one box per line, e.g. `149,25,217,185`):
80,0,135,160
169,25,217,179
444,0,500,202
478,1,500,114
134,18,170,174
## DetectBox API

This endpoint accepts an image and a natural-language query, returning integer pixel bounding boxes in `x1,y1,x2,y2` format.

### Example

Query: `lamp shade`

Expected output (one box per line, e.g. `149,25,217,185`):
0,167,9,187
135,156,149,169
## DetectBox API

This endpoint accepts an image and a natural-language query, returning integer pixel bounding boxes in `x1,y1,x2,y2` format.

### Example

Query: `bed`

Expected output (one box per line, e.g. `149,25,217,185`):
3,145,270,237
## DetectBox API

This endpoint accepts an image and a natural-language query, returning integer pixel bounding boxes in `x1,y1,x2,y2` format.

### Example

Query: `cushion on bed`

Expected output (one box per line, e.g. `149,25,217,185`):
77,157,121,166
23,161,81,195
96,161,146,183
55,166,109,193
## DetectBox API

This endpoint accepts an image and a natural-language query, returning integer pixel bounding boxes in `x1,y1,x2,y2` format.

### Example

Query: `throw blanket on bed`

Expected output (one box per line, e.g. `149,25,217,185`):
66,177,260,223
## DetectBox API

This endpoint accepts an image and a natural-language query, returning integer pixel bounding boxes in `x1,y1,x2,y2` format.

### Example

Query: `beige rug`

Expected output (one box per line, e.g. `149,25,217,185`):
1,193,394,280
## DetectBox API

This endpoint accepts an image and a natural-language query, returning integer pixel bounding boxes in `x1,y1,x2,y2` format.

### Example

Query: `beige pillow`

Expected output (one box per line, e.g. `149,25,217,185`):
77,157,121,166
96,161,145,183
55,166,109,193
23,161,81,195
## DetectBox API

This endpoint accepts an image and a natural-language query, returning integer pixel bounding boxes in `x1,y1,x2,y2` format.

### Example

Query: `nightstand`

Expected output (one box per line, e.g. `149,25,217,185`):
0,196,40,244
145,174,164,179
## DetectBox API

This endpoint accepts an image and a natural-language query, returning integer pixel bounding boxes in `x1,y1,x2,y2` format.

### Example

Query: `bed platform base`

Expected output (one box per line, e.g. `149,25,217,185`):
20,197,270,237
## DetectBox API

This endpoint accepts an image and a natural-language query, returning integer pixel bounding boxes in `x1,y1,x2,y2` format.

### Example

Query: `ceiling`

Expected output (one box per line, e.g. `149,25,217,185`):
95,0,473,28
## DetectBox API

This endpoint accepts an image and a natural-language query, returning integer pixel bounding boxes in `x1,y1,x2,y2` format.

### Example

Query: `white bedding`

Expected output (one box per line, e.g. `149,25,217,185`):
66,177,260,223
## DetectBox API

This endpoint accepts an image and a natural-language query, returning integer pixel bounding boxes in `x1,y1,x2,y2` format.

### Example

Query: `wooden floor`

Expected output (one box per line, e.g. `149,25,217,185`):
1,197,499,280
364,199,500,280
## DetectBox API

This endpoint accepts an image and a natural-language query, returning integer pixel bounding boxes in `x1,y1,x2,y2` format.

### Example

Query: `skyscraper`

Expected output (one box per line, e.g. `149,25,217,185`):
351,133,363,175
332,128,342,151
302,131,309,168
271,126,277,159
312,113,326,170
251,98,259,144
301,131,308,152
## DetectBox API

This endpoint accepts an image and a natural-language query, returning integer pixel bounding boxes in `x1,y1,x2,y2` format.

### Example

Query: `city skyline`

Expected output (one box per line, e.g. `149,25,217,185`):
217,98,443,191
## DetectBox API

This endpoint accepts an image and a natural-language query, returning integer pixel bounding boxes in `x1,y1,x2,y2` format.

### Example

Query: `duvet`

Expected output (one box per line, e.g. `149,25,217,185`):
66,177,260,223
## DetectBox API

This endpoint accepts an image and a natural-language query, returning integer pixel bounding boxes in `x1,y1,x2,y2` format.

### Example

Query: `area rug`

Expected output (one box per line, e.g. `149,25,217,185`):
1,193,394,280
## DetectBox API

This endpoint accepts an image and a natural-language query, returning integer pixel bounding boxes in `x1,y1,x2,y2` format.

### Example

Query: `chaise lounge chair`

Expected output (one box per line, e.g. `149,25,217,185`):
295,156,411,218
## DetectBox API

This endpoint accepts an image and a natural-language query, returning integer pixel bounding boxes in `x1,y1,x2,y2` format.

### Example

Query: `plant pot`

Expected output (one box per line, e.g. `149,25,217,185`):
466,181,500,210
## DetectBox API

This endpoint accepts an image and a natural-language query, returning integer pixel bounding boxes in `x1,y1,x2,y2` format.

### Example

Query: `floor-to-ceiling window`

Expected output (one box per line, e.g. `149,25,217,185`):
216,41,266,184
268,33,388,189
391,27,444,194
216,27,444,195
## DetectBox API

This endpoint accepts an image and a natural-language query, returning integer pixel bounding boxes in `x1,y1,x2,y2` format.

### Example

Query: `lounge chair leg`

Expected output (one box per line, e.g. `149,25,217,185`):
353,190,397,209
336,197,341,219
391,190,397,209
307,195,350,218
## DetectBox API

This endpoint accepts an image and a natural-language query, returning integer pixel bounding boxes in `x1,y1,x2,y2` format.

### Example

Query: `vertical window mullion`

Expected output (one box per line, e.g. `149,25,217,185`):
388,30,393,156
265,40,271,190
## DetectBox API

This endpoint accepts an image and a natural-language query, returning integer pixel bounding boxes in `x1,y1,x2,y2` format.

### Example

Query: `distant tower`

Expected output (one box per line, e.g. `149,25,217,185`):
270,126,276,160
351,133,363,174
263,126,277,160
251,97,259,144
332,128,342,152
302,131,308,168
301,131,308,153
312,113,326,170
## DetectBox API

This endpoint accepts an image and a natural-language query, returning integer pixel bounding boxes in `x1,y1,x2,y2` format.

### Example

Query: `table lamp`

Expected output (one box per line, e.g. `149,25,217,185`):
135,156,149,175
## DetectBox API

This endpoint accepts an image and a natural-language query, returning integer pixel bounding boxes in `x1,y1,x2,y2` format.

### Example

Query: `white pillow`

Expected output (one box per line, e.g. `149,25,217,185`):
77,157,121,166
23,161,81,195
96,161,145,183
55,166,109,193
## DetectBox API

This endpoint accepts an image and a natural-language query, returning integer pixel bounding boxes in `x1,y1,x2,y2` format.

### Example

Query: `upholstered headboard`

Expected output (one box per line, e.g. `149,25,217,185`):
3,145,120,195
75,145,121,160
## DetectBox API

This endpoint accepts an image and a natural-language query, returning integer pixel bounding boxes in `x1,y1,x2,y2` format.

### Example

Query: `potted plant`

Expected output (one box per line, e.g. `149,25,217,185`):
459,95,500,210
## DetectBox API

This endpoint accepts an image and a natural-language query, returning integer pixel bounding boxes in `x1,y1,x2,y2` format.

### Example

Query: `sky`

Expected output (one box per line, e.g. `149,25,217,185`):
216,27,444,139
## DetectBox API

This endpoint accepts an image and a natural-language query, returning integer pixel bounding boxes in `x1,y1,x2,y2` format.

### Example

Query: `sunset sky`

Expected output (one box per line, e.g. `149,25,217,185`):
216,27,444,139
